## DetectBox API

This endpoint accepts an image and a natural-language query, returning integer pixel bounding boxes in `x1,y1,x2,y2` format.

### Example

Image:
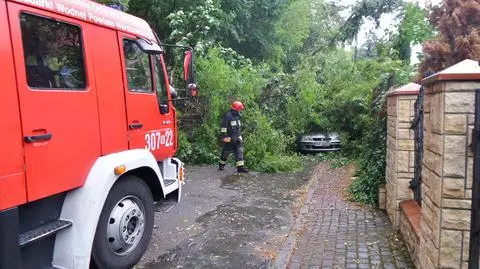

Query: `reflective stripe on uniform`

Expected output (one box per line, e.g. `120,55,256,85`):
220,128,227,133
236,161,244,166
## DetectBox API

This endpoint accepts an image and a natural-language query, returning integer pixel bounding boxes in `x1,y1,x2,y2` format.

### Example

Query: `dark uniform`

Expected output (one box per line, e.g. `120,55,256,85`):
219,109,248,173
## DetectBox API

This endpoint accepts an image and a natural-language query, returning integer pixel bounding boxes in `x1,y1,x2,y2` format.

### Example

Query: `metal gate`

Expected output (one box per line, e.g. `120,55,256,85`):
469,89,480,269
410,85,424,204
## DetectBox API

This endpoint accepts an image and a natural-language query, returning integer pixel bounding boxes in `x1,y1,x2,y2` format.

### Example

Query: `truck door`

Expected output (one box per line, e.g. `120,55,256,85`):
0,1,26,210
119,34,176,160
7,4,101,201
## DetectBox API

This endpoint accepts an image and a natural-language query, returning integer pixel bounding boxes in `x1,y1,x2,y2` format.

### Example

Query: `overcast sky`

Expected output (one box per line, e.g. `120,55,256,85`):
339,0,443,64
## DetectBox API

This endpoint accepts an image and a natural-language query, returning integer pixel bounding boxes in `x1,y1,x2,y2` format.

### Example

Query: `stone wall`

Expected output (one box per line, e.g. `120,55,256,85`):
386,84,419,229
418,79,480,269
399,200,421,267
385,59,480,269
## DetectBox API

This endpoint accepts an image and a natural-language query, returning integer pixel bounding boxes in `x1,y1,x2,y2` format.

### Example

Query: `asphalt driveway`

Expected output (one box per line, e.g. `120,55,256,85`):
136,164,313,269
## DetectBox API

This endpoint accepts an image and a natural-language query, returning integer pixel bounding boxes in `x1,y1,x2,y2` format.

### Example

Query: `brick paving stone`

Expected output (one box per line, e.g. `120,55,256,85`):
290,263,301,269
286,164,414,269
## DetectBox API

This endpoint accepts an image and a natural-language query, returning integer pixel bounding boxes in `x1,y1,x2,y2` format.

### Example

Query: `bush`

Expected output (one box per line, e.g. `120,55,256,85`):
243,111,302,172
177,48,302,172
348,70,411,205
348,118,387,204
175,130,193,161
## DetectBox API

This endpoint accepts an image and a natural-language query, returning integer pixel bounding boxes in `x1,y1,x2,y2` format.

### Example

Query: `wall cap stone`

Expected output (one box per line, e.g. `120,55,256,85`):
423,59,480,85
387,83,421,97
399,199,421,240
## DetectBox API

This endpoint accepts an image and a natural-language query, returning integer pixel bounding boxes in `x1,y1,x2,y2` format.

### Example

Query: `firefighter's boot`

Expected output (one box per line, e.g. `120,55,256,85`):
219,163,226,171
237,166,249,173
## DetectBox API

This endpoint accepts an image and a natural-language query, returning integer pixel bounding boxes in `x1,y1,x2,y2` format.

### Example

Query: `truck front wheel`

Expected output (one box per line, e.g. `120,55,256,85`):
92,176,154,269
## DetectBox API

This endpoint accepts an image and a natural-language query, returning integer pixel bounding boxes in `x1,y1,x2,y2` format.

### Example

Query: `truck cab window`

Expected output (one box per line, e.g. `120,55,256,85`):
20,13,86,90
154,56,169,105
123,39,153,93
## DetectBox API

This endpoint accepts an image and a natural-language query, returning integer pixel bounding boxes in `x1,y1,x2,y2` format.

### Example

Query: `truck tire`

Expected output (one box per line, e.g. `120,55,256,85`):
92,175,154,269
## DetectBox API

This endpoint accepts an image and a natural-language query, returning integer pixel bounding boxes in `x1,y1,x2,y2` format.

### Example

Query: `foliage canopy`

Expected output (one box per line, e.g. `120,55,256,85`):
419,0,480,74
92,0,479,204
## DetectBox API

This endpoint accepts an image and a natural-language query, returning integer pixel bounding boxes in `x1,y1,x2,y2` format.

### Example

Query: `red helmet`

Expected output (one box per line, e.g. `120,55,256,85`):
231,101,245,111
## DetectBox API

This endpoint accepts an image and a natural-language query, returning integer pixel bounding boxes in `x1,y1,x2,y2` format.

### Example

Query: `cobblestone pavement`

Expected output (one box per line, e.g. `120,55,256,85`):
287,163,414,269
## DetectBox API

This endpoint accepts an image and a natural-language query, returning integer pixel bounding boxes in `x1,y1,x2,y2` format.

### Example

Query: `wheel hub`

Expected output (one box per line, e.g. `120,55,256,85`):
106,196,145,256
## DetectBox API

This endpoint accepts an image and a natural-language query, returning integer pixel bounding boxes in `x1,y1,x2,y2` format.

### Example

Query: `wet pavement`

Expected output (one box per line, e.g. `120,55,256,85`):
286,164,414,269
134,162,413,269
135,164,313,269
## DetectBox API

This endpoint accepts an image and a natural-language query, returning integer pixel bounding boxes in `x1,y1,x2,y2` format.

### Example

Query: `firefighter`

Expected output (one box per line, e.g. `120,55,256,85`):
218,101,249,173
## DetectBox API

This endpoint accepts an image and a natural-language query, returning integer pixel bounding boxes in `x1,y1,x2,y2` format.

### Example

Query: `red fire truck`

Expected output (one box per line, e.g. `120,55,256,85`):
0,0,197,268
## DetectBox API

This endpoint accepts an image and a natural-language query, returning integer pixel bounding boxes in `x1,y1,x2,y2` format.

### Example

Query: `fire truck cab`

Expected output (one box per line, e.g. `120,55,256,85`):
0,0,195,268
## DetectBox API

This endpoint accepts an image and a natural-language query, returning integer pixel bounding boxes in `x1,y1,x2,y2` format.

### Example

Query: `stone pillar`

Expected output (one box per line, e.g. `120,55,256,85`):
418,59,480,269
386,83,420,229
378,185,386,210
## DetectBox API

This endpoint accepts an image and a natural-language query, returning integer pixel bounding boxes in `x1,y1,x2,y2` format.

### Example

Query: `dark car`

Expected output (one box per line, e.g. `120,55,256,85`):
297,132,341,152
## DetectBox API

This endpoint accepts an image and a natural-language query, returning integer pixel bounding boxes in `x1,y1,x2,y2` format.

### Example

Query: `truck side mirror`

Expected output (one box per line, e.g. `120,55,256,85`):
183,50,198,97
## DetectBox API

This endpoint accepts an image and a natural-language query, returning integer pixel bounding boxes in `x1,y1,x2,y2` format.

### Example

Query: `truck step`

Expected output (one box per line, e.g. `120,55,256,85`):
19,220,72,247
164,179,176,187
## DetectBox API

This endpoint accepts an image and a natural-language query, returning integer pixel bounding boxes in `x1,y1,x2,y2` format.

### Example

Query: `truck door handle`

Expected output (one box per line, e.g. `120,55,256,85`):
129,122,144,130
24,133,52,143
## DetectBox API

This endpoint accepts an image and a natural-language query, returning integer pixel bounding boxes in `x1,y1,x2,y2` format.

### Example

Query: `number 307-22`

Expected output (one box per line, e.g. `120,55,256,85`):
145,130,173,151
